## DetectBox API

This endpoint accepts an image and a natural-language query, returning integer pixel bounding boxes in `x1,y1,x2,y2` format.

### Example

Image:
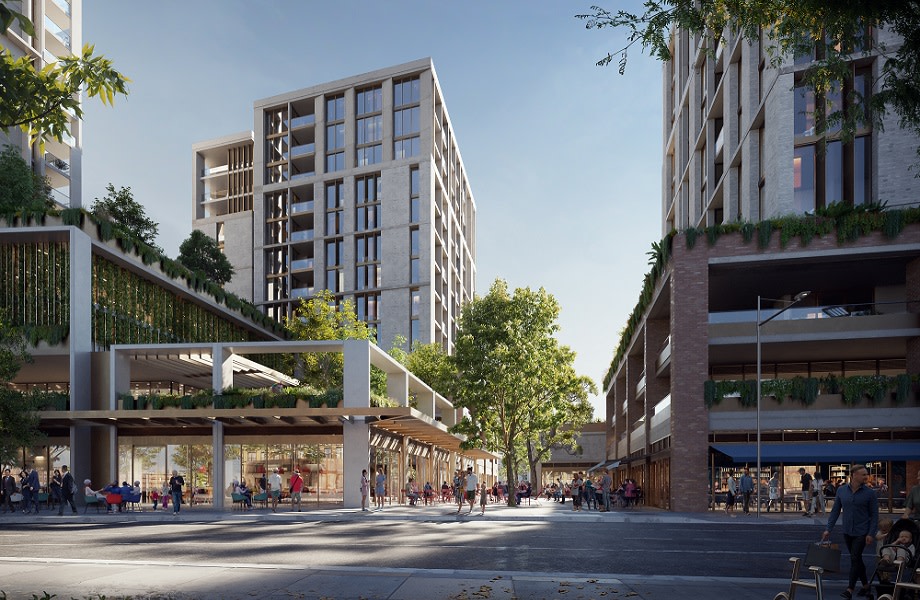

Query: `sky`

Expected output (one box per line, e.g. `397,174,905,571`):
80,0,663,418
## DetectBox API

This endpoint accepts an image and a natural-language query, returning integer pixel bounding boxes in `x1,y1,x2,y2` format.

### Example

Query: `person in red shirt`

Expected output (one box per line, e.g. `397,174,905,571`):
290,470,304,512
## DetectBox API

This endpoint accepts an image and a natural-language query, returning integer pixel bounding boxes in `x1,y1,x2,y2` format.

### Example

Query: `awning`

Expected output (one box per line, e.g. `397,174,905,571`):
587,460,621,473
710,442,920,463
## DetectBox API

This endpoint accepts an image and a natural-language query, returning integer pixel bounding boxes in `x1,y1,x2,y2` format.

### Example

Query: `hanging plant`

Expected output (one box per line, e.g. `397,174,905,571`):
705,225,720,246
740,222,755,244
685,227,700,249
757,221,773,249
60,207,84,227
868,375,892,405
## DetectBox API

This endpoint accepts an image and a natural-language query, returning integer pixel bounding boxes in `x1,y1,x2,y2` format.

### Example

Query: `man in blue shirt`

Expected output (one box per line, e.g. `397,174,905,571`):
822,465,878,599
739,468,754,515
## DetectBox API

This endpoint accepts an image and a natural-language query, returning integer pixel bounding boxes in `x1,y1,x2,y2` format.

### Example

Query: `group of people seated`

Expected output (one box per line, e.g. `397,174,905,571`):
84,479,140,512
231,479,254,510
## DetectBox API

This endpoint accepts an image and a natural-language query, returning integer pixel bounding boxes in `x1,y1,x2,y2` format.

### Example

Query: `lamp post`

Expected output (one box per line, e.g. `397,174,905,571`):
755,290,810,517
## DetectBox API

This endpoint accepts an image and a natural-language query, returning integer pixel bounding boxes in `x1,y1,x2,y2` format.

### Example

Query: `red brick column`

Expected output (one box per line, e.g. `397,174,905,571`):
669,235,711,512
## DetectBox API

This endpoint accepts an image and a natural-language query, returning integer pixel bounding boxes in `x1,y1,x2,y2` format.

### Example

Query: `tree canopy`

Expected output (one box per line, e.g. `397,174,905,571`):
284,289,375,391
578,2,920,163
0,144,52,214
0,310,43,466
1,1,129,149
450,279,596,503
177,230,235,286
91,184,162,253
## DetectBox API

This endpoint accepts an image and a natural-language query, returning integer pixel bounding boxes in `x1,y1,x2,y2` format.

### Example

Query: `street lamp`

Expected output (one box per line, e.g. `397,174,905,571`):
755,290,810,517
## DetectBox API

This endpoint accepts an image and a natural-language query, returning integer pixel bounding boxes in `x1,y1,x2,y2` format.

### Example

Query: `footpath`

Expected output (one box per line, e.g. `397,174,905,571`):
0,500,829,600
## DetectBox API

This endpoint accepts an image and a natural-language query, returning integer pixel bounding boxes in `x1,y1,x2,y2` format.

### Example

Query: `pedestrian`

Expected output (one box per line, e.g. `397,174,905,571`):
479,481,488,515
624,478,637,508
571,473,583,512
463,467,478,514
268,467,282,512
453,470,464,509
811,471,826,515
740,468,754,515
902,467,920,521
360,469,370,511
57,465,77,515
768,472,779,512
151,488,160,510
600,469,612,512
374,467,386,509
1,468,15,513
50,468,63,510
289,469,304,512
725,472,737,514
25,464,40,514
799,468,813,516
822,464,878,599
168,469,184,515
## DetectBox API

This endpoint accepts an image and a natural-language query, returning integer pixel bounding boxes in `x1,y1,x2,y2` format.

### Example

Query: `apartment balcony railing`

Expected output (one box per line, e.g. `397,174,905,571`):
291,143,315,157
44,151,70,172
657,336,671,370
291,114,315,128
291,287,314,299
290,230,314,242
291,200,314,214
50,0,71,16
291,171,315,181
291,258,314,271
636,372,646,396
201,164,228,177
44,15,71,49
630,424,646,452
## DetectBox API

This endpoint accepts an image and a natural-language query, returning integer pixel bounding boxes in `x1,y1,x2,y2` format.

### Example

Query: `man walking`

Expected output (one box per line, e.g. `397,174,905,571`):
268,467,282,512
1,468,15,513
58,465,77,515
25,465,40,514
600,469,612,512
289,469,304,512
822,465,878,599
739,468,754,515
799,468,813,516
463,467,478,514
168,470,184,515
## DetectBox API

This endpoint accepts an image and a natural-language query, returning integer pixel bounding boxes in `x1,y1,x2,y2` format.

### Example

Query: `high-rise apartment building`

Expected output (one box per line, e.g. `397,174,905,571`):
604,24,920,512
193,58,476,352
0,0,83,207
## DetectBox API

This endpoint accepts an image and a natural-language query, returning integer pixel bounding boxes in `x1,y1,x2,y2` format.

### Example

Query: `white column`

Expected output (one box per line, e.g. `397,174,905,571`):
213,344,233,392
342,340,371,509
387,370,408,407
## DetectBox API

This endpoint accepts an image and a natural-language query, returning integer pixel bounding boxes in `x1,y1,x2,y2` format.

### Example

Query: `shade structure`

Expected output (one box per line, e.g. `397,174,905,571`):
710,442,920,464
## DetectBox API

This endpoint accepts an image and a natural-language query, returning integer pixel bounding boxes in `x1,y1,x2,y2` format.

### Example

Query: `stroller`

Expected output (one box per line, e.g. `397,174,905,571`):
870,518,920,599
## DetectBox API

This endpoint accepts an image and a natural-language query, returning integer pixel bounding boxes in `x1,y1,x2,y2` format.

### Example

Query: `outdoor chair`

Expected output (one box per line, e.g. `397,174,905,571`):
83,495,102,513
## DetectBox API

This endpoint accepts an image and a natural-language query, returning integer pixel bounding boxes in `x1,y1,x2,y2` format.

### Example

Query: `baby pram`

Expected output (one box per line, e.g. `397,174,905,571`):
871,518,920,599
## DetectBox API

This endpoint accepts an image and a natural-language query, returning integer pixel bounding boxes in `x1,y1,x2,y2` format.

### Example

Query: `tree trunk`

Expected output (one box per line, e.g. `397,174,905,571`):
504,452,517,506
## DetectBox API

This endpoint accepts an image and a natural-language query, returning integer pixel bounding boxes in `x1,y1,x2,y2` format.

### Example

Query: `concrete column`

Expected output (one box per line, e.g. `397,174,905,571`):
69,229,93,490
418,390,435,417
342,340,371,509
213,344,233,392
387,371,409,407
212,420,225,510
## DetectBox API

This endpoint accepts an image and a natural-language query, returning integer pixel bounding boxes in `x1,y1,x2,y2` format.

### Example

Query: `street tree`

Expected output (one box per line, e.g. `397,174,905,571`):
0,310,44,466
451,279,596,504
91,184,162,253
388,334,455,398
177,230,235,285
1,1,129,149
0,144,52,214
522,346,596,486
577,2,920,164
284,289,374,391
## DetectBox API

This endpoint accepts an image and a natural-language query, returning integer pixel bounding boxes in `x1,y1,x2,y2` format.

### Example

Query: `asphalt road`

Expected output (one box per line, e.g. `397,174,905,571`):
0,514,837,581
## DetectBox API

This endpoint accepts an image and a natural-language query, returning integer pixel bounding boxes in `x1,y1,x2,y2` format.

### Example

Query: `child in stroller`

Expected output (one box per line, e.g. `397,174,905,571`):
869,517,920,597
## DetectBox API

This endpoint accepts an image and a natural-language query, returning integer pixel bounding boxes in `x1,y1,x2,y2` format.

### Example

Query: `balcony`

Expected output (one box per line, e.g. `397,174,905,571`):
201,164,229,177
290,230,314,243
291,258,314,271
635,372,646,396
649,395,671,444
291,143,315,157
630,423,646,452
44,15,70,50
44,151,70,173
657,336,671,371
291,114,315,128
291,171,315,181
291,201,314,214
291,287,314,299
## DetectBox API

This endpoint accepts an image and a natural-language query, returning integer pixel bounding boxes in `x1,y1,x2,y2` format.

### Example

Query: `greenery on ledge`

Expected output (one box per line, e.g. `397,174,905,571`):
118,385,346,410
2,206,288,340
603,203,920,389
704,373,917,409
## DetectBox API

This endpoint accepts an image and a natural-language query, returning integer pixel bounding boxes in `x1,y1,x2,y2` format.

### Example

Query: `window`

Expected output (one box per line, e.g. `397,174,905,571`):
355,233,381,291
394,77,420,160
356,174,381,232
355,293,380,323
410,167,420,223
792,65,872,210
325,180,344,236
325,94,345,173
356,86,383,166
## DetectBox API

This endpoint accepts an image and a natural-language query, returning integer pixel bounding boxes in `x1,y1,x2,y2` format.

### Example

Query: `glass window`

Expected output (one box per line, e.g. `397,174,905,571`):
410,228,419,256
326,95,345,121
794,84,816,137
824,140,843,205
395,137,420,160
395,107,420,137
411,289,420,317
326,152,344,172
356,87,382,115
410,319,420,346
326,124,345,151
394,77,420,107
853,135,871,206
357,115,382,145
410,257,420,283
326,181,343,209
357,144,382,166
793,145,815,213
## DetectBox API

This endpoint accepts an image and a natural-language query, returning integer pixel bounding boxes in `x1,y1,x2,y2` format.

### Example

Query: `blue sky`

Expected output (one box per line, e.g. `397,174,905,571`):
81,1,663,417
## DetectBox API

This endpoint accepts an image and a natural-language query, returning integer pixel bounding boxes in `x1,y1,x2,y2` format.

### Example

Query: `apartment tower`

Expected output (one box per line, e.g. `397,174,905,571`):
0,0,83,207
193,58,476,352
